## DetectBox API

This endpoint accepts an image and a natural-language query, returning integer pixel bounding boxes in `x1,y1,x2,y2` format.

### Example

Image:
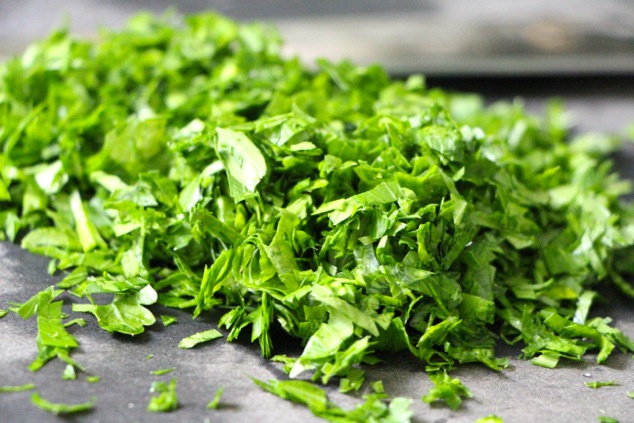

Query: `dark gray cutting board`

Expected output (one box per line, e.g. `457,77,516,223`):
1,94,634,423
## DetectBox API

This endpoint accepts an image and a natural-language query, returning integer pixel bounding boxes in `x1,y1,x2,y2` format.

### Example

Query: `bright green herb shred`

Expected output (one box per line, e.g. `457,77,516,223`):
422,371,473,410
31,392,95,415
207,387,224,410
0,309,8,319
151,368,176,376
254,378,413,422
0,383,36,393
2,10,634,419
86,376,100,383
585,381,619,389
161,314,178,327
475,416,505,423
178,329,223,349
598,417,619,423
62,364,76,380
147,379,178,412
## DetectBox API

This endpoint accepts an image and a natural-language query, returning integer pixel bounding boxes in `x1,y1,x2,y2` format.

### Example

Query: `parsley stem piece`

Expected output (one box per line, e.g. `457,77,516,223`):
0,383,36,393
31,392,95,415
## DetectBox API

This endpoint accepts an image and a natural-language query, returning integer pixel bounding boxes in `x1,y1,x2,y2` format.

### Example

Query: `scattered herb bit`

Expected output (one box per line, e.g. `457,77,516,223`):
207,387,224,410
12,287,82,372
160,314,178,327
147,379,178,413
0,309,8,319
86,376,100,384
599,417,619,423
72,285,157,335
475,416,505,423
585,381,619,389
178,329,223,349
628,391,634,399
422,371,473,410
254,378,413,422
63,318,87,328
151,368,176,376
146,354,154,360
339,368,365,393
31,392,95,415
0,383,36,393
62,364,77,380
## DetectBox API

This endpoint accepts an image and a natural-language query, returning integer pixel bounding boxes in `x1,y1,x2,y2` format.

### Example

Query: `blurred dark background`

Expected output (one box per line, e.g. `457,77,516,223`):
1,0,633,76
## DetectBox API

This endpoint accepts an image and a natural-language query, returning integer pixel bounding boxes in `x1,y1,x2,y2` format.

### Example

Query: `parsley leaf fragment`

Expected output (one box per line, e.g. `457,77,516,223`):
147,379,178,413
0,383,36,393
31,392,95,415
178,329,223,349
585,381,619,389
207,387,224,410
422,371,473,410
150,368,176,376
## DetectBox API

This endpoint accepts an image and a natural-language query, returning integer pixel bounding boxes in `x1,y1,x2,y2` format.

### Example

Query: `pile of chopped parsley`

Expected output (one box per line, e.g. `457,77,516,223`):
1,12,634,421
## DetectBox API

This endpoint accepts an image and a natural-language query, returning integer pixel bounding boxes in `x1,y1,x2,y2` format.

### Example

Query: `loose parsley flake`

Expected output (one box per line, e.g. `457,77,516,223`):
0,383,36,393
475,416,505,423
0,309,8,319
422,371,473,410
147,379,178,413
62,364,76,380
178,329,223,349
150,368,176,376
160,314,178,327
206,387,224,410
254,378,413,422
585,381,619,389
31,392,95,415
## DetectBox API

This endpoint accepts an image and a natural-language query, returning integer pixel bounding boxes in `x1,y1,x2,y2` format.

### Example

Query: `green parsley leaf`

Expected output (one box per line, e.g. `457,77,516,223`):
0,309,8,319
72,285,157,335
62,364,76,380
178,329,223,349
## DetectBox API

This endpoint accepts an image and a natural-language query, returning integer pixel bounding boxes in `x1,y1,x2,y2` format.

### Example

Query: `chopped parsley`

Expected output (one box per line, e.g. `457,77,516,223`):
1,9,634,420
